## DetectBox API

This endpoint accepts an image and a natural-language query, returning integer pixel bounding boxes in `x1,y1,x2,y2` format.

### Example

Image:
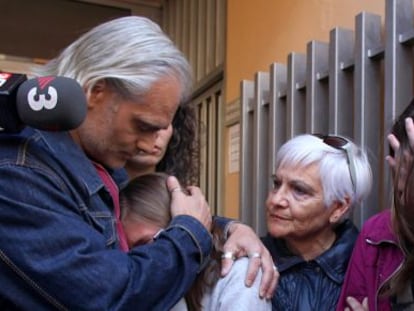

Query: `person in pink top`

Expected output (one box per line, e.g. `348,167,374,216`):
337,100,414,311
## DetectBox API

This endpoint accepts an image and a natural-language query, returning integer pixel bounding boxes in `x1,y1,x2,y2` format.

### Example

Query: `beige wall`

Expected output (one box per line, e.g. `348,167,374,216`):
223,0,384,217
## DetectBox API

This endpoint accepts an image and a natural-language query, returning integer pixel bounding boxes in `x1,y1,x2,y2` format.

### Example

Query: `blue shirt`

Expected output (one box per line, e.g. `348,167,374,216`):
0,128,216,311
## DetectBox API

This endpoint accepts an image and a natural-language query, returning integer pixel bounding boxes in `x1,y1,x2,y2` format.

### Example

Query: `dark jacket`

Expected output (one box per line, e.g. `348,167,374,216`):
262,219,358,311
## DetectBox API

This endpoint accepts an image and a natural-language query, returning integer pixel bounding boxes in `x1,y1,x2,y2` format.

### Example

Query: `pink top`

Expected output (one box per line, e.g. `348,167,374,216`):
93,162,129,252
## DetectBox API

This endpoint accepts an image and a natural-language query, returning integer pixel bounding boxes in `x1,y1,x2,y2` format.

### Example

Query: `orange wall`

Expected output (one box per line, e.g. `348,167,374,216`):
223,0,384,218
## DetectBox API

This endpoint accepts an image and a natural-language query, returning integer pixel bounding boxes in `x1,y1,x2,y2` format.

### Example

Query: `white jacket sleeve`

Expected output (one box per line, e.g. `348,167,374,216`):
201,257,272,311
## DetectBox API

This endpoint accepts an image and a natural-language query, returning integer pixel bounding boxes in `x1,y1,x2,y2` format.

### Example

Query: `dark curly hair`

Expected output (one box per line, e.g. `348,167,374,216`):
156,100,200,186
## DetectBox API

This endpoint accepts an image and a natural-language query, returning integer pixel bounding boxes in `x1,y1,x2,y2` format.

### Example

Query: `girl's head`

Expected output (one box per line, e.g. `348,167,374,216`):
120,172,171,248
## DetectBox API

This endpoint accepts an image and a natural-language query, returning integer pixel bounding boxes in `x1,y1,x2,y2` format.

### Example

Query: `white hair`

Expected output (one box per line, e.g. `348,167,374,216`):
275,134,372,219
34,16,193,102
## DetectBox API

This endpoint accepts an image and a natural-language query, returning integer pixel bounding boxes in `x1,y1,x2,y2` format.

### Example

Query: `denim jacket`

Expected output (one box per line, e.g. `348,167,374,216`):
0,128,216,311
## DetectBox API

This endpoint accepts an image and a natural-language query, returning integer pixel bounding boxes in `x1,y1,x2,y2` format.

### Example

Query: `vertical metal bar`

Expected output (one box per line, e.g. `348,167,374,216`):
205,0,215,73
168,0,177,42
174,0,182,49
191,82,223,215
197,98,208,193
269,63,287,191
207,95,216,212
287,52,307,138
354,12,383,227
215,86,225,216
181,0,190,58
188,0,198,72
196,0,207,82
239,80,255,227
161,0,168,31
383,0,414,211
306,40,329,134
384,0,414,121
215,0,226,67
329,27,355,137
252,72,270,235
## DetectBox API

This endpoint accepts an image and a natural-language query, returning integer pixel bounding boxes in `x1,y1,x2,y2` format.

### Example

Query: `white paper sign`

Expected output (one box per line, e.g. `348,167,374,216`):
228,124,240,173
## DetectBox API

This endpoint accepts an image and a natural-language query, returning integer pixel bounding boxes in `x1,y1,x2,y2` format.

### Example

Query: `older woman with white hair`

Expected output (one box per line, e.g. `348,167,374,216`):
261,133,372,311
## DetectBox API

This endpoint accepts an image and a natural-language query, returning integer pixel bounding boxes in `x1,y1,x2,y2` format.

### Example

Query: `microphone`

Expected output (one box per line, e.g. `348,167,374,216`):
0,72,27,133
0,72,87,133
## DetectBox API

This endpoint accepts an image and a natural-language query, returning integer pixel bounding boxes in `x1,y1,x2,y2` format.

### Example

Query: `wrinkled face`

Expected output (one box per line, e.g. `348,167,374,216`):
122,216,161,248
127,124,173,168
266,163,335,242
76,75,181,169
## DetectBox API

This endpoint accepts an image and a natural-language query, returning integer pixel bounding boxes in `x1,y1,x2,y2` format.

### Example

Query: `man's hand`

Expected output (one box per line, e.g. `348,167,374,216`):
220,222,279,299
167,176,212,231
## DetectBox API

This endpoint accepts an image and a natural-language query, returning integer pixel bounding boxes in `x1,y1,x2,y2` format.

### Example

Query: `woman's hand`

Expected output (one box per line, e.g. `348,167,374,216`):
344,297,368,311
386,117,414,203
220,222,279,299
386,117,414,169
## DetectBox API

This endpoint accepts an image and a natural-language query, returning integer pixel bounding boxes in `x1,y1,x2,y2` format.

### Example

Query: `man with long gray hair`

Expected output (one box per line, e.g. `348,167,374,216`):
0,16,277,310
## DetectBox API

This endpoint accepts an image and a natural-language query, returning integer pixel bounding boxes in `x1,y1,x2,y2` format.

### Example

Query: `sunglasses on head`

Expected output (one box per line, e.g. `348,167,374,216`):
312,133,357,193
